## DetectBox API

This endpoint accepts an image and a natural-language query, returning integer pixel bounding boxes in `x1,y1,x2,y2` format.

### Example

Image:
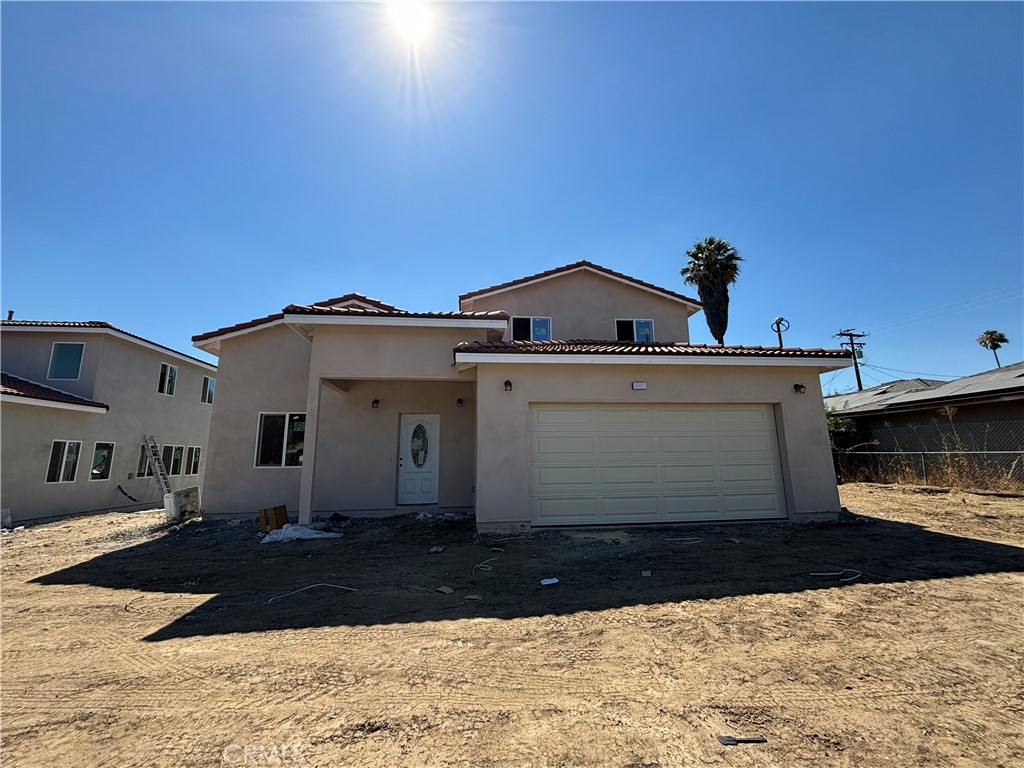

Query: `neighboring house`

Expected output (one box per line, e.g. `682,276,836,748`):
824,362,1024,453
1,321,217,525
194,262,851,530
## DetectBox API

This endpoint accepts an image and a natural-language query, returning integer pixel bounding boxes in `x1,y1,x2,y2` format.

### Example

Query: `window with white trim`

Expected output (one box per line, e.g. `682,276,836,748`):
255,413,306,467
48,343,85,380
137,444,155,477
185,446,202,475
201,376,215,404
161,445,184,476
90,442,115,481
158,363,177,395
616,319,655,342
511,317,551,341
46,440,82,483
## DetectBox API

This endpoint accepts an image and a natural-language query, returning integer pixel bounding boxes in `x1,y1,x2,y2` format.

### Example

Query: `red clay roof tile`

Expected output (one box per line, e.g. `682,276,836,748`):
454,339,851,358
1,372,109,410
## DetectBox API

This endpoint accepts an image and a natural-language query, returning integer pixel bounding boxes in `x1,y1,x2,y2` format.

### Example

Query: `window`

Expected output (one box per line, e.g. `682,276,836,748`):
90,442,115,481
616,319,655,342
46,440,82,483
137,444,155,477
48,343,84,380
511,317,552,341
185,446,202,475
161,445,184,476
158,363,177,395
201,376,215,404
256,413,306,467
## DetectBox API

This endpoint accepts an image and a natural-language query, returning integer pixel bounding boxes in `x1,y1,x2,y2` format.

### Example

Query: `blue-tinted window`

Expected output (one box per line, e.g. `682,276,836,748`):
48,343,84,380
532,317,551,341
635,320,654,342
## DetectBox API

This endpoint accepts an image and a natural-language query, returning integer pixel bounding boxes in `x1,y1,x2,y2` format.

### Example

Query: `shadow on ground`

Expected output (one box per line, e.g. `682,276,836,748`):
31,512,1024,642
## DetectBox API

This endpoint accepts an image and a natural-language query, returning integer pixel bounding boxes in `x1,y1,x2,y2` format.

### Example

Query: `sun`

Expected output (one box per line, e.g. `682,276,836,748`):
389,1,433,45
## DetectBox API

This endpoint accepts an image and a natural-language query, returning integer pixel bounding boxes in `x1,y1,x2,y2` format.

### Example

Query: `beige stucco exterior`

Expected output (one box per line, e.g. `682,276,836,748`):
196,264,848,529
473,363,838,530
1,329,215,524
461,267,697,342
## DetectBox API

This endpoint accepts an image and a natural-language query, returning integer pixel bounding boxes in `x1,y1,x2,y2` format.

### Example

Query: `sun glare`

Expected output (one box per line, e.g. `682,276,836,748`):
390,1,433,45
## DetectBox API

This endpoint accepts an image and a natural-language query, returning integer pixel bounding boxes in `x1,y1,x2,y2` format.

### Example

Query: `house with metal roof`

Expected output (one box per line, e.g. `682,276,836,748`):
1,321,217,525
825,362,1024,453
193,262,852,530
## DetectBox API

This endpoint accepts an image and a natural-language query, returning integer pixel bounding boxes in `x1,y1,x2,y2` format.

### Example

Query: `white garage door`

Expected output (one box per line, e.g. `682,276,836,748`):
529,403,787,526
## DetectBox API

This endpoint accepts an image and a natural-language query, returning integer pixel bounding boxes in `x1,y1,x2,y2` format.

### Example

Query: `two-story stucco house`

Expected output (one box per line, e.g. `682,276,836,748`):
1,320,217,525
193,262,851,531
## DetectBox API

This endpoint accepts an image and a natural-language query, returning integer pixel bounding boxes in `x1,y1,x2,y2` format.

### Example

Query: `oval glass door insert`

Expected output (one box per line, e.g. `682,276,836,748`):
411,424,428,468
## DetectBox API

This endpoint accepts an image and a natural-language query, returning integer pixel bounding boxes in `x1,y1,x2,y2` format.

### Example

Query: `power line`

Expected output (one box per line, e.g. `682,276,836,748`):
861,363,960,379
834,329,868,391
860,287,1023,333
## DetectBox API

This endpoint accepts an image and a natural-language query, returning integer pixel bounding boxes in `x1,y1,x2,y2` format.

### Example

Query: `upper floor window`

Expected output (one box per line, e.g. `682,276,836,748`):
201,376,215,404
48,343,84,380
616,319,655,342
511,317,551,342
158,363,177,396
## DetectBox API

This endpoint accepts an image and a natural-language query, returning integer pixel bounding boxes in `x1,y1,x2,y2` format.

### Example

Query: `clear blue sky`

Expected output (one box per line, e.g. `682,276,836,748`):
3,2,1021,392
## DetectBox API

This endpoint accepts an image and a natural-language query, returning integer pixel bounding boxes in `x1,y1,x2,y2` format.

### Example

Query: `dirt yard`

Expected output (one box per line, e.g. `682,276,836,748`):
2,484,1022,768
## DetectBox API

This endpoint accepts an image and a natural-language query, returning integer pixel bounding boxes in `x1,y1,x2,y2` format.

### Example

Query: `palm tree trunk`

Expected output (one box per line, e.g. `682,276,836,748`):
993,348,1001,368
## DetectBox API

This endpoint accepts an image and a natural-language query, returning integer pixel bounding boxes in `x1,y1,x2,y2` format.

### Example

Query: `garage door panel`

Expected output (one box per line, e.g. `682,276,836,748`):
534,436,594,456
662,464,719,484
534,497,601,520
530,404,786,525
535,409,592,426
721,463,776,483
599,465,659,485
597,436,656,456
536,466,596,486
718,435,773,453
597,409,654,428
657,408,712,427
715,408,773,426
660,436,714,454
600,496,660,518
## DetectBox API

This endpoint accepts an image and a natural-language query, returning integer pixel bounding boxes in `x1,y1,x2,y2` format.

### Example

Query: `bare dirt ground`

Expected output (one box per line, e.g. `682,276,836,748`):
2,483,1022,768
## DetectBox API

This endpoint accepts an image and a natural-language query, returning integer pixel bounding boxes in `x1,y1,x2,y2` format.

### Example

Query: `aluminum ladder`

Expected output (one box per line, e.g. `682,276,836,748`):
143,435,173,497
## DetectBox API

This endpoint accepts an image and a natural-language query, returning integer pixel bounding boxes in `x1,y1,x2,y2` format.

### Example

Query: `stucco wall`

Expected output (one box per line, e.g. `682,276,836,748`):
201,324,312,517
474,363,839,530
1,330,103,399
1,334,214,524
462,269,694,342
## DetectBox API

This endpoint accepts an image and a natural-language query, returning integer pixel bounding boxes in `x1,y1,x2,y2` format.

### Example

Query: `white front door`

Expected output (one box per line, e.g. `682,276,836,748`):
398,414,440,505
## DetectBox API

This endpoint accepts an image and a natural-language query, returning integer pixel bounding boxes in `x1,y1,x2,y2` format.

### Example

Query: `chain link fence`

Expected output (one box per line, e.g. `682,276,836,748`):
834,450,1024,492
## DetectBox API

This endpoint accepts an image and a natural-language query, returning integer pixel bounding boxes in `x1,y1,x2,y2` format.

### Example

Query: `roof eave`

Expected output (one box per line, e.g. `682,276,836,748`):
454,352,852,372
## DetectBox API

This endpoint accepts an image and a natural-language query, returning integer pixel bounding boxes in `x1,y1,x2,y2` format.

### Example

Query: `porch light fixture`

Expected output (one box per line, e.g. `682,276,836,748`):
371,399,380,408
456,398,464,408
503,380,512,392
793,383,807,395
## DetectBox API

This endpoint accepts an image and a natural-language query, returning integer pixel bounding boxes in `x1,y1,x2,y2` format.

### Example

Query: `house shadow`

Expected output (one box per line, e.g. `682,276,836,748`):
30,513,1024,642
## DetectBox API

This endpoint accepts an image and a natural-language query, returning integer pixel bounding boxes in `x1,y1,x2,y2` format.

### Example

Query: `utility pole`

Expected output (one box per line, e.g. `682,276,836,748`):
835,329,868,391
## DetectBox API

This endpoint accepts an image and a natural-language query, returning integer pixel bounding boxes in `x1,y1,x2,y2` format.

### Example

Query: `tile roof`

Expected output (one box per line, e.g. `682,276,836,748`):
458,260,703,307
283,305,509,320
193,293,410,344
454,339,851,358
826,361,1024,416
310,293,406,311
2,320,215,369
1,372,109,411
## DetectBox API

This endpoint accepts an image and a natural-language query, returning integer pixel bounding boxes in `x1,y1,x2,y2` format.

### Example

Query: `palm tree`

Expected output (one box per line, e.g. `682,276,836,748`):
681,236,743,345
976,330,1009,368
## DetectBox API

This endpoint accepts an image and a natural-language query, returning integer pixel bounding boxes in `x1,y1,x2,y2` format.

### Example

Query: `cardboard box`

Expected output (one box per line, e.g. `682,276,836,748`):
258,505,289,533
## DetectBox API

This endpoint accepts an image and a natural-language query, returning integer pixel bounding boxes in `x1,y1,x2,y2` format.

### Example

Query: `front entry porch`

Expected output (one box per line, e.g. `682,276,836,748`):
298,378,476,524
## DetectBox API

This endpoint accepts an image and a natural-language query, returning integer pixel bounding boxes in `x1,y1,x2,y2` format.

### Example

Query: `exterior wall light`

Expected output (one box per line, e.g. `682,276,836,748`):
793,384,807,395
456,398,464,408
504,380,513,392
371,399,380,408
